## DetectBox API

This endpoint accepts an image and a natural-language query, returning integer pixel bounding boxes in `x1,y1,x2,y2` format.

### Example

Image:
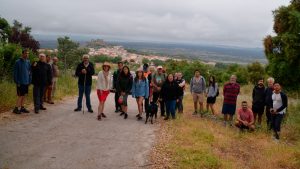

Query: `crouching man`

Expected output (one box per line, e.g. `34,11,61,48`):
235,101,255,131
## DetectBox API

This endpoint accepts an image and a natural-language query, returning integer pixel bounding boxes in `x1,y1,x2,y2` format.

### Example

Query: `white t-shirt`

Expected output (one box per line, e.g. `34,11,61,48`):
272,93,286,114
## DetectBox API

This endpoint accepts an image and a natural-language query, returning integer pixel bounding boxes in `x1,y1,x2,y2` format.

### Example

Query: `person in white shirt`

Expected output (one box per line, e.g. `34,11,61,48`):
270,83,288,140
96,62,112,121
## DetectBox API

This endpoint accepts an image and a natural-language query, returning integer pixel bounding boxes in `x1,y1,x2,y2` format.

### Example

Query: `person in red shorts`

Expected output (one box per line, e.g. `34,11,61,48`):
96,62,112,121
235,101,255,131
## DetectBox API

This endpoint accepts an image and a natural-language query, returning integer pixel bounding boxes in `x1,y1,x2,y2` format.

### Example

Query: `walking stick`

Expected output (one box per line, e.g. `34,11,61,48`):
82,72,86,114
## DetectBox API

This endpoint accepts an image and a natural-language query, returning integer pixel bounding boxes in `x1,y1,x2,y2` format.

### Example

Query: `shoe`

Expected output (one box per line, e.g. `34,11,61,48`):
20,107,30,113
164,117,169,120
47,101,54,104
274,132,280,140
124,113,128,119
97,115,102,121
101,113,107,118
35,110,39,114
192,111,197,115
172,116,176,120
40,106,46,110
137,116,142,120
88,109,94,113
115,109,119,113
13,107,21,114
74,108,81,111
120,112,125,116
136,114,140,118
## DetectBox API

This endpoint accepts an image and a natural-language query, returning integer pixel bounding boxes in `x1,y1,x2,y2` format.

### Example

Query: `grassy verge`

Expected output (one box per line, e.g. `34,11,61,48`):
151,85,300,169
0,73,79,113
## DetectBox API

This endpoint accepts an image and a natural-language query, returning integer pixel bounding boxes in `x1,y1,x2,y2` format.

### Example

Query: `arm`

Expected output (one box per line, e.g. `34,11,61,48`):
86,63,95,76
13,61,19,85
131,81,136,98
145,79,149,98
179,79,185,87
213,83,218,97
47,64,53,85
96,72,101,90
202,77,206,93
190,78,193,93
75,64,81,77
126,77,133,94
275,93,288,113
252,87,255,100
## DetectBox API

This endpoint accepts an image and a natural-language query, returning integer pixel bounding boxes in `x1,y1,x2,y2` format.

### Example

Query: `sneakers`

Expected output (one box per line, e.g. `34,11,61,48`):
13,107,21,114
40,106,47,110
120,112,125,116
20,107,30,113
101,113,107,118
88,109,94,113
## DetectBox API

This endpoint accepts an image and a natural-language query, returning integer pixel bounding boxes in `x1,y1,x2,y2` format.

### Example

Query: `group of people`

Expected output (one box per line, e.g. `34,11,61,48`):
13,49,59,114
13,52,288,140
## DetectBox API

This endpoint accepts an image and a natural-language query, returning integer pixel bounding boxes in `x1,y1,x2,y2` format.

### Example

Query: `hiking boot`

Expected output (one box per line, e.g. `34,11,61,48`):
13,107,21,114
74,108,81,111
274,132,280,140
20,107,30,113
88,109,94,113
101,113,107,118
124,113,128,119
40,106,46,110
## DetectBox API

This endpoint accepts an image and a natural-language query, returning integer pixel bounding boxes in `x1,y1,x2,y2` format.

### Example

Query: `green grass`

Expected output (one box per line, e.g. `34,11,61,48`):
0,72,80,113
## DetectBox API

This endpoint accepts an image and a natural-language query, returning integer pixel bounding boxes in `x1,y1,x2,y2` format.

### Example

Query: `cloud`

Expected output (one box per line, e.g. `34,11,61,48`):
0,0,290,47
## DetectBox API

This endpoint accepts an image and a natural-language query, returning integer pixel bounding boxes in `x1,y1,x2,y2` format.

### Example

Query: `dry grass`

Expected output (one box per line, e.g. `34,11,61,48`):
151,85,300,169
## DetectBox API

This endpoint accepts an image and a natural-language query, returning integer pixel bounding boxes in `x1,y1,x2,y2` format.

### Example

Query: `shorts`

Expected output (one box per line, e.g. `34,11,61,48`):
207,96,216,104
17,84,29,96
222,103,236,115
252,104,265,115
192,92,204,103
97,90,110,102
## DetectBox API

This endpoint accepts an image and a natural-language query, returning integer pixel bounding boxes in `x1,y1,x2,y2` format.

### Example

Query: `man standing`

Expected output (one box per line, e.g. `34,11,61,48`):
270,83,287,140
13,49,31,114
113,61,123,113
176,72,185,113
190,70,206,116
235,101,255,131
74,54,95,113
152,66,166,117
265,77,275,130
252,78,266,128
43,55,54,104
31,53,52,114
51,57,59,101
222,75,240,126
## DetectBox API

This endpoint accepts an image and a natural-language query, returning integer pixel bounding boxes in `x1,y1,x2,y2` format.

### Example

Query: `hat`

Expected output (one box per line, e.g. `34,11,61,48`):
157,65,163,69
102,62,111,69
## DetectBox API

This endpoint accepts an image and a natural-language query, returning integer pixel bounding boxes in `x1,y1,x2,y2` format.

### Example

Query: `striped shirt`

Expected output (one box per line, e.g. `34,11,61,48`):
223,82,240,105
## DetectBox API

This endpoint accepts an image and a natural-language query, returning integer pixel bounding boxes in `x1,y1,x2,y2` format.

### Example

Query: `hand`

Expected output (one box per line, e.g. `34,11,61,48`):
243,121,249,126
157,87,161,91
99,90,103,95
81,69,87,74
176,99,179,103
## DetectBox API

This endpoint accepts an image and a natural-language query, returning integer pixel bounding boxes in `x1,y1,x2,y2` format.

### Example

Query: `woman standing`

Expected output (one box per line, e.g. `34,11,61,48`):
96,62,112,121
161,74,180,120
206,76,218,117
117,66,133,119
132,68,149,120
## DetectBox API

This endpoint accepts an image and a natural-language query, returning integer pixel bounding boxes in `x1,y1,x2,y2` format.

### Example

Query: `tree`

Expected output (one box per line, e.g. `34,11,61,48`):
142,58,150,64
0,17,11,44
8,20,40,53
247,62,265,84
57,36,79,73
263,0,300,89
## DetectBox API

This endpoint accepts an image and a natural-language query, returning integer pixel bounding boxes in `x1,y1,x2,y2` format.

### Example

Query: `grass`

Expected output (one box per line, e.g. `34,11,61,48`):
0,72,80,113
152,85,300,169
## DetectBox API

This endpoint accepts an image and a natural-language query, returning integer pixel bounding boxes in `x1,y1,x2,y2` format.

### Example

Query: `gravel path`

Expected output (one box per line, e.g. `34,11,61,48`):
0,92,158,169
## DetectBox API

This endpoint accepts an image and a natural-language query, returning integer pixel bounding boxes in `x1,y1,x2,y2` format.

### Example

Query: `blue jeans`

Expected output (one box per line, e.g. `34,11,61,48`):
77,85,92,110
176,96,183,112
166,100,176,118
272,114,284,132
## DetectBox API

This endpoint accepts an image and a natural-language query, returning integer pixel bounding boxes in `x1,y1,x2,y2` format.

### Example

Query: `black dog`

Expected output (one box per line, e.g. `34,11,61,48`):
145,102,158,124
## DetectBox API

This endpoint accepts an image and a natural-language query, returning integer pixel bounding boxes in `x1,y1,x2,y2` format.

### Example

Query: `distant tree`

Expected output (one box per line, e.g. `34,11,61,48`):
142,58,150,64
8,20,40,53
247,62,265,84
263,0,300,89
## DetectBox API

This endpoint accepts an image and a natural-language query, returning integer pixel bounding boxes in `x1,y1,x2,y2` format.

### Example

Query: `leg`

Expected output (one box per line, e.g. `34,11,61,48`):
193,93,198,113
39,86,45,108
165,101,171,118
144,97,149,112
178,96,183,113
85,85,92,110
253,112,258,124
77,85,84,109
170,100,176,119
258,114,263,125
266,106,272,129
51,78,57,99
199,93,204,113
138,97,144,115
159,99,165,116
47,85,53,102
33,86,40,112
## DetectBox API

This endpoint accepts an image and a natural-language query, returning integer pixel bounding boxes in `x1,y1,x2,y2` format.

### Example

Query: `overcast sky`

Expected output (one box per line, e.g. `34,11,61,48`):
0,0,290,47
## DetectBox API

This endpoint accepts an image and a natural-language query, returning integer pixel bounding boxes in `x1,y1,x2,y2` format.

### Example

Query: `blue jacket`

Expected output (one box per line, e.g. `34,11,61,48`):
13,58,31,85
132,79,149,98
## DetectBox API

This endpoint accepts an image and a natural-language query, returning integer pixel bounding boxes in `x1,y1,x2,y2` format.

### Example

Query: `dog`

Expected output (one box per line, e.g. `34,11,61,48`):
145,102,158,124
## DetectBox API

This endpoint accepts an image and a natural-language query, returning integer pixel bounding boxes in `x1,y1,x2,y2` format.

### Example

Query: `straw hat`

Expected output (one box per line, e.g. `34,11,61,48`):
102,62,111,69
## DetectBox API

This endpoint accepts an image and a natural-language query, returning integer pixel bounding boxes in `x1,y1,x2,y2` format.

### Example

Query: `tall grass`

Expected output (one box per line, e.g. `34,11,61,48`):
0,72,79,113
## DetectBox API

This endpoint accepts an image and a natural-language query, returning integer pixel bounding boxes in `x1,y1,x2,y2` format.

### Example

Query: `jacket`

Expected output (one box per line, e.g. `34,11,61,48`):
132,79,149,98
271,92,288,114
190,76,206,93
252,85,266,107
161,81,180,101
31,61,52,86
113,69,122,89
265,87,274,107
117,75,133,94
13,58,31,85
96,71,113,91
75,62,95,86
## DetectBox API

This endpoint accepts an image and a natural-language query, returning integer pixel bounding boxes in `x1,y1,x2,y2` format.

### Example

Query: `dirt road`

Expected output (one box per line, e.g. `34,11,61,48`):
0,92,158,169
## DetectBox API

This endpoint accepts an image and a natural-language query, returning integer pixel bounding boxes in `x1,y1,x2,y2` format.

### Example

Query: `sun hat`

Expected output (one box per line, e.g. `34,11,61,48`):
102,62,111,69
157,65,163,69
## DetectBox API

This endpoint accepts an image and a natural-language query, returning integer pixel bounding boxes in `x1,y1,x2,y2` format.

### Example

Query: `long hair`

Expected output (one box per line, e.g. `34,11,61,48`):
118,66,131,80
209,75,216,88
134,71,146,82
